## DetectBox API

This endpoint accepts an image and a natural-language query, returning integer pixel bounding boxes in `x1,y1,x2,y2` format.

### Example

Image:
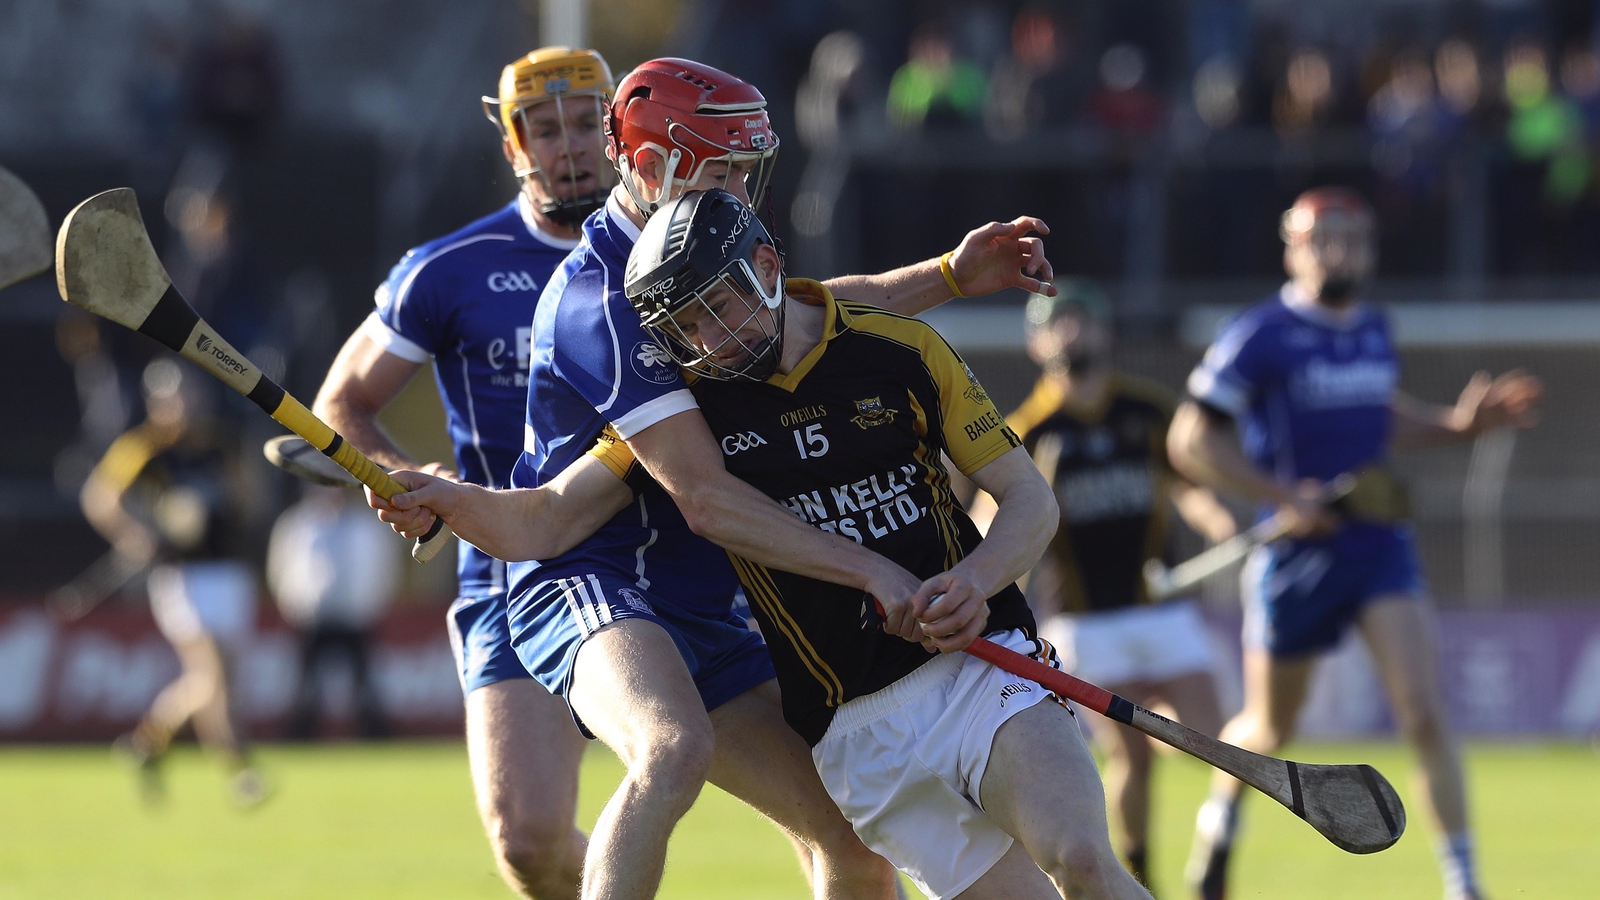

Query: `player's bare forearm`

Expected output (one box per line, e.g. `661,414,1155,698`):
823,260,945,315
1169,480,1238,544
626,411,918,602
947,448,1057,598
1390,372,1543,451
912,448,1055,652
822,216,1056,315
1169,402,1293,506
377,458,632,561
1387,392,1466,451
312,330,426,471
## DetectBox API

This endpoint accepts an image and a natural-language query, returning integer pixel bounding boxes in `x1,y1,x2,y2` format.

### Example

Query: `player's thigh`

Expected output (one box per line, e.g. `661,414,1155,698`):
1086,684,1155,767
1239,647,1316,740
952,840,1058,900
465,678,586,824
1357,595,1448,731
1150,670,1224,739
979,700,1116,860
703,678,855,840
567,617,713,768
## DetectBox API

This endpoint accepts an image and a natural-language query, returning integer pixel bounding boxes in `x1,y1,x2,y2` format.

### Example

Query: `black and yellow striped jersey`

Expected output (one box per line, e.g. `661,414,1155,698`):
593,279,1034,745
89,422,244,562
1007,374,1179,614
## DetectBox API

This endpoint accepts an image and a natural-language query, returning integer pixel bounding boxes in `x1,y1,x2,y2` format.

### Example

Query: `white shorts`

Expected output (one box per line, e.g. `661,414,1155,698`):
811,629,1070,900
1040,600,1216,688
148,561,257,647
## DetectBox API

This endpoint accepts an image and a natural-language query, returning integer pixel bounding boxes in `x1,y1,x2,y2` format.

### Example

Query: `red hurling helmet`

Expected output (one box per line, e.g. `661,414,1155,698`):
606,58,780,216
1280,186,1373,240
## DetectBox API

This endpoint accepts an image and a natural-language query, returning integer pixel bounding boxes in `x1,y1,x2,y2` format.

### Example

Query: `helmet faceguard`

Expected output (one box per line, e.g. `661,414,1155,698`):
606,58,780,218
483,46,615,227
625,189,785,382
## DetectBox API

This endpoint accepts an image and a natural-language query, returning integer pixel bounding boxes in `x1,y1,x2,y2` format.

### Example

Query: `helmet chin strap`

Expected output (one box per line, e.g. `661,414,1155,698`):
618,148,683,217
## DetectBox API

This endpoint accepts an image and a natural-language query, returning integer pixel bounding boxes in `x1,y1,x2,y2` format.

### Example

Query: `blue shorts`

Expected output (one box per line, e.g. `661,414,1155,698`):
1242,523,1426,658
509,570,775,721
446,592,535,695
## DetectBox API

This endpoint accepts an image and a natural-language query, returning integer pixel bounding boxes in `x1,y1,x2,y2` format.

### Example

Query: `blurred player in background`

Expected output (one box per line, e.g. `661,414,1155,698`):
82,359,266,807
267,484,398,740
1002,281,1234,888
374,56,1056,900
313,46,613,899
1169,188,1543,900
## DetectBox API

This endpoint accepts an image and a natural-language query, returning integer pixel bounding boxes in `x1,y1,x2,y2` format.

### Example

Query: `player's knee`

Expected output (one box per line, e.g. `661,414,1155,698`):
632,721,715,802
1395,701,1448,748
1038,828,1122,893
488,815,571,887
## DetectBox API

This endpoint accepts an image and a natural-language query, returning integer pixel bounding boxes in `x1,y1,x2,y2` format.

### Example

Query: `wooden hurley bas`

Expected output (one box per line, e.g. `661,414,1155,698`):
54,187,451,562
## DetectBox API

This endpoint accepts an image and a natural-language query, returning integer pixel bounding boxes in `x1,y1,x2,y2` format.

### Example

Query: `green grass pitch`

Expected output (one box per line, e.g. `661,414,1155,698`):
1,740,1596,898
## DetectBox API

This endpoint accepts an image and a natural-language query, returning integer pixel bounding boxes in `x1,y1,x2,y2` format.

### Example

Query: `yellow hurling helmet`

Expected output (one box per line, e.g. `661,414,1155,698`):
482,47,616,225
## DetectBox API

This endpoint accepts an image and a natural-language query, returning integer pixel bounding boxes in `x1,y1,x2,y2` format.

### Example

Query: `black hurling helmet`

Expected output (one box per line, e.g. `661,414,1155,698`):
624,188,785,381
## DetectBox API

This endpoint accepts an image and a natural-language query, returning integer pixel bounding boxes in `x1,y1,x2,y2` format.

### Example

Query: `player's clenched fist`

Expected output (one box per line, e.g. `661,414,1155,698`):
911,578,992,654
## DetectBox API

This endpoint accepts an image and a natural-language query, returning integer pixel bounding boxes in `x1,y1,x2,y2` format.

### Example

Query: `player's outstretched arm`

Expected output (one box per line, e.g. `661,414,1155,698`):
369,455,633,561
1169,401,1334,538
1388,370,1542,451
314,328,445,474
1169,480,1238,544
912,446,1057,653
625,409,926,635
822,216,1057,315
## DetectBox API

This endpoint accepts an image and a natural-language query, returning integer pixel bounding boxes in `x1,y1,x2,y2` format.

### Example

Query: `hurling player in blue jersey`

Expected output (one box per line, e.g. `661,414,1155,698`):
373,58,1057,900
313,48,622,899
1168,188,1541,900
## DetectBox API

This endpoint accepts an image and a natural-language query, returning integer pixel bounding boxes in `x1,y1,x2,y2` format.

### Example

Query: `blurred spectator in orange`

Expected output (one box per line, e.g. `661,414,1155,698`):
1434,38,1486,135
1273,46,1337,136
1087,43,1163,135
268,484,399,740
887,23,987,130
985,6,1068,140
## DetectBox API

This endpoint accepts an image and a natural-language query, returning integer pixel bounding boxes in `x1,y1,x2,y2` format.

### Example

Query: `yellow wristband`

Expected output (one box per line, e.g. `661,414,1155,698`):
939,251,966,298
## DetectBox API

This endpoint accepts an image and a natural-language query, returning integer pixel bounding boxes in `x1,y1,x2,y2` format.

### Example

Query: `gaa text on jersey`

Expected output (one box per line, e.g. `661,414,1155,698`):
487,271,540,292
721,431,768,455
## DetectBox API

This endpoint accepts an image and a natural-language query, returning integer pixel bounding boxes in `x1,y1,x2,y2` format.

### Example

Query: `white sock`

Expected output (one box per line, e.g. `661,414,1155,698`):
1195,794,1243,848
1436,832,1478,900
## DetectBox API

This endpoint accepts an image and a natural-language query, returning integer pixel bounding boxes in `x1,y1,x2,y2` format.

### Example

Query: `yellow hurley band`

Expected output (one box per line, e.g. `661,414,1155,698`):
939,251,966,298
269,394,336,450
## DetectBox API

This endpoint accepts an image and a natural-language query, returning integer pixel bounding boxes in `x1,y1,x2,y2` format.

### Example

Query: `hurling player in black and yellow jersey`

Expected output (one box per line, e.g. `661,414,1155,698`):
369,190,1152,900
993,281,1236,889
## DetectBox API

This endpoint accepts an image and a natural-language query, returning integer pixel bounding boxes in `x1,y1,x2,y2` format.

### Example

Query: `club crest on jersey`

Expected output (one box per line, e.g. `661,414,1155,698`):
721,431,767,455
850,396,896,429
631,341,679,384
962,363,989,403
615,587,653,614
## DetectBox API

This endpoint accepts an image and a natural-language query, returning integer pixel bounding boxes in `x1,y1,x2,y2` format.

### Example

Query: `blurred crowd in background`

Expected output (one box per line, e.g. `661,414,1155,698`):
6,1,1600,741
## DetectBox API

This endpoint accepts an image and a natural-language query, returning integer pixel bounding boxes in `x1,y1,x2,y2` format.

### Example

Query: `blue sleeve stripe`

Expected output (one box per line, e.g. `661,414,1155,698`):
358,312,431,363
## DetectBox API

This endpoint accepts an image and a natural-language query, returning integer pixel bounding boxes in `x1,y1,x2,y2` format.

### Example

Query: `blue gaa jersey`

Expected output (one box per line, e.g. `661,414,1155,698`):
1186,283,1397,491
363,193,580,598
509,192,740,619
